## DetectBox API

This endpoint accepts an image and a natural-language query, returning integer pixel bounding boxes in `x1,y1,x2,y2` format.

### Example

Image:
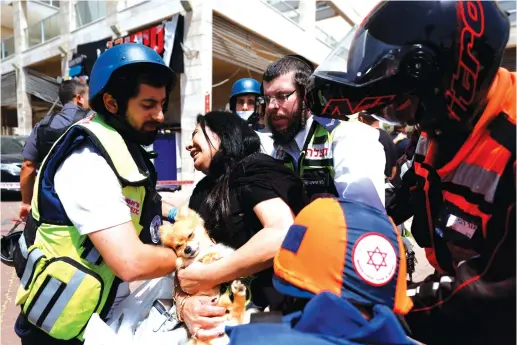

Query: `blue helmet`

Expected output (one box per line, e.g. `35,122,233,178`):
89,43,176,100
231,78,261,98
229,78,261,110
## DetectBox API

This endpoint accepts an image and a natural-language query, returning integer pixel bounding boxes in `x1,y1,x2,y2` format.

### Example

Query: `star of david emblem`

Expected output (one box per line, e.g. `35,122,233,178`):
367,247,388,271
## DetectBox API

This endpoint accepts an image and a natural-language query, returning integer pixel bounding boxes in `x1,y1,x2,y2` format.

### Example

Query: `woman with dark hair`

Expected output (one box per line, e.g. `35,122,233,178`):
173,111,308,340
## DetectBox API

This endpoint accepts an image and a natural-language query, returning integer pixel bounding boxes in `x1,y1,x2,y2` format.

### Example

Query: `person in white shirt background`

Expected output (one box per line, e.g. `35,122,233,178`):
258,55,386,210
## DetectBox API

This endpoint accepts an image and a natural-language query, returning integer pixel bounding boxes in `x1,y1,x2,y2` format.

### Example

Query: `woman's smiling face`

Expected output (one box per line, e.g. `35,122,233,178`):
186,123,220,174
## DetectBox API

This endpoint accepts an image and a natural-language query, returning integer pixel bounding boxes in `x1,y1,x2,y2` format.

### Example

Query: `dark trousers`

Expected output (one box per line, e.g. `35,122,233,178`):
15,313,83,345
404,310,516,345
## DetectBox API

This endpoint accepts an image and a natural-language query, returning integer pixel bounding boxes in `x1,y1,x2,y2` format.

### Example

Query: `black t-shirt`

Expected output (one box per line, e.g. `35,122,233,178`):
377,128,397,177
189,153,309,308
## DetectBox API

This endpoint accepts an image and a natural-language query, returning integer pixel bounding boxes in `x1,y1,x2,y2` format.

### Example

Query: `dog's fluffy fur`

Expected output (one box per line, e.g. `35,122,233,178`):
160,207,248,344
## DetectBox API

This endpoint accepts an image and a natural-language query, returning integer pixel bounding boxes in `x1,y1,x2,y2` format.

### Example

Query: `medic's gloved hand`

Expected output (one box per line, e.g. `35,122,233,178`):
407,274,455,310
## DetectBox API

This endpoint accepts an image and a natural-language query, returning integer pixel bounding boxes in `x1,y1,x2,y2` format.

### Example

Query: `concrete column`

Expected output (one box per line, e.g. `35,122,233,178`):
179,0,213,182
298,0,316,36
105,1,120,38
13,0,33,135
60,0,76,78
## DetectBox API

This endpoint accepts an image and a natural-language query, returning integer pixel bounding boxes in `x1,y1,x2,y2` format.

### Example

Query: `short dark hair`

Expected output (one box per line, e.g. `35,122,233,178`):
90,63,173,116
263,55,314,94
59,79,88,105
358,111,379,125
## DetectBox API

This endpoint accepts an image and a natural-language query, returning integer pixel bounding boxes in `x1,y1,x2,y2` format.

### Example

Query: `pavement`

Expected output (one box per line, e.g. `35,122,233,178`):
1,192,23,345
402,218,434,283
0,190,433,345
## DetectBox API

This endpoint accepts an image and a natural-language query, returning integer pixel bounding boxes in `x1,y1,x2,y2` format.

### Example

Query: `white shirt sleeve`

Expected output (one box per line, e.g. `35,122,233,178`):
332,121,386,212
256,131,275,155
54,143,132,235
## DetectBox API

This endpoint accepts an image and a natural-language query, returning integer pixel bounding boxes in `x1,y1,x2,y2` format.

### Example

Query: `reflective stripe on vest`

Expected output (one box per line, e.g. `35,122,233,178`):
84,248,101,265
441,163,500,203
279,120,336,173
21,248,44,289
28,270,86,332
300,124,335,177
281,122,337,198
15,113,149,340
81,238,102,265
18,233,28,259
413,112,515,272
415,135,430,157
400,161,412,178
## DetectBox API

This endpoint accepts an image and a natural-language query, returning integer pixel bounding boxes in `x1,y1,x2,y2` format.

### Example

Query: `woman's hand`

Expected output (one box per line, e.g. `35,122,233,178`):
181,295,227,341
177,261,221,294
393,132,407,144
178,198,294,292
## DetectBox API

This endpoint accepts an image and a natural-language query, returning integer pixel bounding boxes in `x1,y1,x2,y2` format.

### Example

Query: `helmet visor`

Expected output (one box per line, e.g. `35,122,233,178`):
367,95,420,126
315,25,402,85
307,25,415,119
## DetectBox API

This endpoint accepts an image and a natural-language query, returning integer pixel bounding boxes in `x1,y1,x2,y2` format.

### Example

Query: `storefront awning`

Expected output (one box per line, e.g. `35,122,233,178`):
212,14,289,74
1,69,60,107
1,72,16,107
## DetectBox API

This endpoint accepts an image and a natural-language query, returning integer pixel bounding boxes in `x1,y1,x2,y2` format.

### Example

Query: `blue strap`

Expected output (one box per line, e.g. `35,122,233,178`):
167,207,178,223
312,116,340,132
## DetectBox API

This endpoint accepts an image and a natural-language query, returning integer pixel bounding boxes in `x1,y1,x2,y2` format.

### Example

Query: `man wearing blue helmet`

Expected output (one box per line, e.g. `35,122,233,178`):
229,78,265,131
11,44,181,344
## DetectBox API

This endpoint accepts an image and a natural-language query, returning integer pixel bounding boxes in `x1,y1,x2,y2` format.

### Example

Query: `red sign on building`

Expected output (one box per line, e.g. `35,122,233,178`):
106,23,165,56
205,93,211,113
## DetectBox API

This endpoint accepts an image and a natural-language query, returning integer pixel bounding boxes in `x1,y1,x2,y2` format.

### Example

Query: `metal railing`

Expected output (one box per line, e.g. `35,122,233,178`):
32,0,60,8
75,1,106,28
1,35,15,59
263,0,301,25
118,0,147,10
25,12,60,48
315,25,338,48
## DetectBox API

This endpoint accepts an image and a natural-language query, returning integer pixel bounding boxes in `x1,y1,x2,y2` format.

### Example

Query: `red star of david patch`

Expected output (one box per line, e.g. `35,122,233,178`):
367,247,388,271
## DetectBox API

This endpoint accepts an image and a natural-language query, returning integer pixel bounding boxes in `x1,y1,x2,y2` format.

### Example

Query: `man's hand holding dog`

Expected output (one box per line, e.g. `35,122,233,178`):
181,295,227,341
178,261,218,294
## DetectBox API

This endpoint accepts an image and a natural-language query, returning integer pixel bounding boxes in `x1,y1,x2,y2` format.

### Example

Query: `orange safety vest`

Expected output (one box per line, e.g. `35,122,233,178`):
411,68,516,274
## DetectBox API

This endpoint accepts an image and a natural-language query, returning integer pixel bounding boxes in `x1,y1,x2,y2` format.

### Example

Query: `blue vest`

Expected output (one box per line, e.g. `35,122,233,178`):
226,292,416,345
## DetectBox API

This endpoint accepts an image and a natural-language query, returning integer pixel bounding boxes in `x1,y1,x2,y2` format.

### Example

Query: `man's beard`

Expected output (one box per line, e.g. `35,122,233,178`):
105,112,161,146
136,121,164,146
136,128,159,146
268,107,307,145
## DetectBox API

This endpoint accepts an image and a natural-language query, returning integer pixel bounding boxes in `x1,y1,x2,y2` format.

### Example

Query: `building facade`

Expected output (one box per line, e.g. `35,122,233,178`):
1,0,515,182
1,0,377,182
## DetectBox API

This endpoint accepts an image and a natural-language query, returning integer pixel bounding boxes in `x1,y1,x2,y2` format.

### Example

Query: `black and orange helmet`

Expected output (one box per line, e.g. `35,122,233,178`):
306,1,510,129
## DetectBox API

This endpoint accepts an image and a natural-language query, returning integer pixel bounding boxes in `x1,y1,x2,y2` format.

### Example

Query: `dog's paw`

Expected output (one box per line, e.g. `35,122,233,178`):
176,257,186,269
199,252,222,264
231,280,246,296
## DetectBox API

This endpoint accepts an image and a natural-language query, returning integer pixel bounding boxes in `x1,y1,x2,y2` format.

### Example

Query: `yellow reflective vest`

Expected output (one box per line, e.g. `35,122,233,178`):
277,116,340,201
13,113,159,341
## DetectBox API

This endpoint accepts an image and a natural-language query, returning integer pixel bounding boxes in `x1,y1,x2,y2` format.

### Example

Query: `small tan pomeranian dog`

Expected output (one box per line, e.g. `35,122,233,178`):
160,207,248,344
